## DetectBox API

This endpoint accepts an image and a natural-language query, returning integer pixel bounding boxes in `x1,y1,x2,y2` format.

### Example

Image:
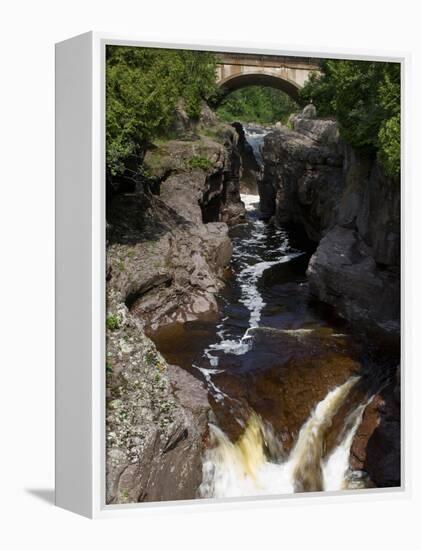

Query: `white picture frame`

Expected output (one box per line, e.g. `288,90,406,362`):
55,31,409,519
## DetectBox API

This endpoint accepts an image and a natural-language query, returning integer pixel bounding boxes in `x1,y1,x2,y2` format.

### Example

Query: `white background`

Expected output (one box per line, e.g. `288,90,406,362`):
0,0,419,547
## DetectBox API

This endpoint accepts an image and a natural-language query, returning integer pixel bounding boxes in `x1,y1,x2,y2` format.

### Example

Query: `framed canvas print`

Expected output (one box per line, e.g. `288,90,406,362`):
55,32,407,518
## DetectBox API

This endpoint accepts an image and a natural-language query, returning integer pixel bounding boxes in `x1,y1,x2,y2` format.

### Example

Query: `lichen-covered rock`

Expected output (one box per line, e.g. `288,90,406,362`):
199,101,219,127
106,191,221,502
106,308,210,503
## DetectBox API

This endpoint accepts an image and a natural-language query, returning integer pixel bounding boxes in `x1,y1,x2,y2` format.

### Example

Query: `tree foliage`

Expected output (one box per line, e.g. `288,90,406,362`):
300,60,400,176
217,86,298,125
106,46,218,176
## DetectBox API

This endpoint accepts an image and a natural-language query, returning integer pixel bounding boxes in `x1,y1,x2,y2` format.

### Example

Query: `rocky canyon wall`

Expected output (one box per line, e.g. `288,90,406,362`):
261,108,400,344
106,111,245,503
260,108,401,488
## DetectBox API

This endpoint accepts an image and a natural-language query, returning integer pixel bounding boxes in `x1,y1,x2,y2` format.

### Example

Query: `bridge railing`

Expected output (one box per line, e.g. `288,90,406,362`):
215,52,321,70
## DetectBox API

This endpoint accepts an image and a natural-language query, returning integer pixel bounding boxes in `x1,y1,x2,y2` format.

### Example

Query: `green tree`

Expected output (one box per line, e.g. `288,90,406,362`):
106,46,218,176
217,86,298,124
300,60,400,176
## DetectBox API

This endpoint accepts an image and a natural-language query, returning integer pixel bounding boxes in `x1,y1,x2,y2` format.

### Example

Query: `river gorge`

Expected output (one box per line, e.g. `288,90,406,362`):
105,107,400,504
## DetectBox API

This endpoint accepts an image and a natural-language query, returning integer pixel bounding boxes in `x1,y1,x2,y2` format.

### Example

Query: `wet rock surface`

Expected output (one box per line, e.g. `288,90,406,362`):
231,122,262,193
351,370,401,487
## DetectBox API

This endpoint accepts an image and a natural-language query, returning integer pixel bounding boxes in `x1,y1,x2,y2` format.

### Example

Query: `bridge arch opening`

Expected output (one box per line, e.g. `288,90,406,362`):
215,80,299,127
215,72,302,105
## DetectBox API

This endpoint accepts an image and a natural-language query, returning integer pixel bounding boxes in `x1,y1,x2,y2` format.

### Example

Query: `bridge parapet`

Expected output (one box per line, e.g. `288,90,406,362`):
216,52,321,71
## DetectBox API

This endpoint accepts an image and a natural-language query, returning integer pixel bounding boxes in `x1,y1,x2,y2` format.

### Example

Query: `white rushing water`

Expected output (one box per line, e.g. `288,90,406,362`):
201,194,302,370
200,377,369,498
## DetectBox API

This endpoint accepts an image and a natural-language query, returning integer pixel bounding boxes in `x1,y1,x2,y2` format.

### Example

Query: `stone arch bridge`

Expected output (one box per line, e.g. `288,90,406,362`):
215,53,320,102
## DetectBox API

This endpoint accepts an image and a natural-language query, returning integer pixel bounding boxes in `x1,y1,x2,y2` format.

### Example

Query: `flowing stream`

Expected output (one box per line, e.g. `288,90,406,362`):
150,126,380,498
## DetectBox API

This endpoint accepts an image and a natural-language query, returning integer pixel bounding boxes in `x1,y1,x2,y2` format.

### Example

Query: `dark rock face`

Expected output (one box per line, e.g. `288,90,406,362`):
344,152,400,267
307,226,400,342
220,126,246,224
363,381,401,487
260,119,344,235
232,122,261,193
261,109,400,341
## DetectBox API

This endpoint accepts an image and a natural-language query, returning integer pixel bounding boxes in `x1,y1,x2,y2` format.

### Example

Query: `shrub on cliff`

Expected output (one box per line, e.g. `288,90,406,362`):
106,46,218,176
300,60,400,176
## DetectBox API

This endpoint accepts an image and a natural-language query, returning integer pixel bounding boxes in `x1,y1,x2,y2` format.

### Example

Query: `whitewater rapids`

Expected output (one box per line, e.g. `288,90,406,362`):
199,193,301,369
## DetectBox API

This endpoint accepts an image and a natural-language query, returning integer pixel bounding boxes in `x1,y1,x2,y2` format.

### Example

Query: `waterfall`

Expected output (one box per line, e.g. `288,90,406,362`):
199,377,369,498
322,398,372,491
243,125,270,168
289,377,358,492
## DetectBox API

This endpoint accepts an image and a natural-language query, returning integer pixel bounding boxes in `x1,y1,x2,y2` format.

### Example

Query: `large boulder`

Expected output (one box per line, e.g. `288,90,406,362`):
107,195,232,331
170,100,219,136
170,99,192,135
199,101,219,127
307,225,400,341
287,105,339,144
